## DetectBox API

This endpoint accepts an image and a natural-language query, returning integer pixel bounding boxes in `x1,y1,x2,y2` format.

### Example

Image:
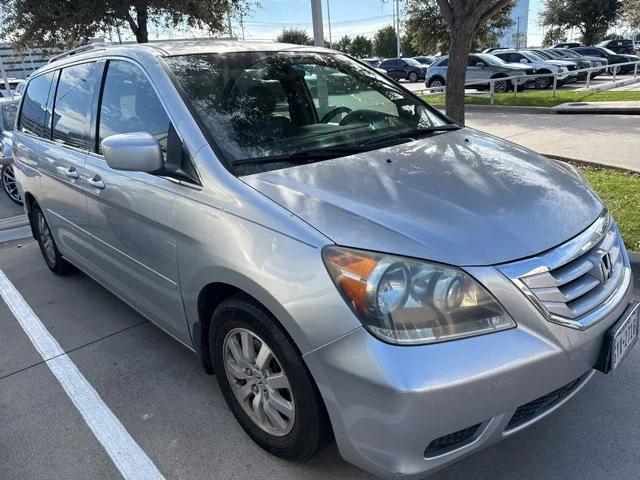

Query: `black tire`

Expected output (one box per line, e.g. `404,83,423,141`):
32,204,74,275
408,71,418,83
534,74,551,89
1,164,23,205
493,78,511,93
428,77,445,93
211,294,332,460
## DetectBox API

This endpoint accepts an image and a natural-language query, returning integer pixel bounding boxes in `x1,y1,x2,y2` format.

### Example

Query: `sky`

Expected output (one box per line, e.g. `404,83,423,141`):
236,0,545,46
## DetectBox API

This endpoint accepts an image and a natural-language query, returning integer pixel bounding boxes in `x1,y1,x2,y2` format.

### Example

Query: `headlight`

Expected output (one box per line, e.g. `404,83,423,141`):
559,67,567,73
322,246,516,345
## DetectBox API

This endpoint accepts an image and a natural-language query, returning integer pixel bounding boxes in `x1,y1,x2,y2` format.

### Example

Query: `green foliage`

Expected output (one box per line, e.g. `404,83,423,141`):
334,35,352,52
540,0,620,45
1,0,243,47
373,26,398,58
622,0,640,30
542,26,567,46
401,34,419,57
276,28,313,45
405,0,515,53
348,35,373,58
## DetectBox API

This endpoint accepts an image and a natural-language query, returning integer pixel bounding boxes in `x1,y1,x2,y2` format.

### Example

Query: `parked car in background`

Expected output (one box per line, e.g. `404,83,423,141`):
551,48,608,77
378,57,427,82
493,49,571,88
0,97,20,205
13,40,638,480
426,53,535,92
597,39,636,55
411,55,436,66
526,49,580,82
571,46,640,74
0,78,24,98
536,48,592,79
361,58,382,68
554,42,581,48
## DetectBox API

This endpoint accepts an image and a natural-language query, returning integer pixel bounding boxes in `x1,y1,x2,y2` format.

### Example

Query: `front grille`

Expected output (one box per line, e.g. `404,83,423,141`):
424,423,482,457
498,211,627,325
567,64,577,71
506,374,587,430
524,68,535,75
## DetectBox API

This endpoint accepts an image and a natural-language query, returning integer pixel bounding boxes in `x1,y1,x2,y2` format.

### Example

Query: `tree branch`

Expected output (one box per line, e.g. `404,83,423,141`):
435,0,454,25
125,11,138,35
473,0,514,29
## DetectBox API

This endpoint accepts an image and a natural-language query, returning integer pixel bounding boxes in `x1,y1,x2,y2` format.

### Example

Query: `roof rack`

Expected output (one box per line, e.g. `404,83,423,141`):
47,43,110,64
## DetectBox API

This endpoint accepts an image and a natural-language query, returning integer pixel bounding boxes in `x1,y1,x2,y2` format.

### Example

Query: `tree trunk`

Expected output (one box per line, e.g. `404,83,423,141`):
133,3,149,43
445,21,474,124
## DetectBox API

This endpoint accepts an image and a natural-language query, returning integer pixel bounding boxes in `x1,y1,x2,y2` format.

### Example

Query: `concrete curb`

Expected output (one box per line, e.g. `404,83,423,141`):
436,104,551,115
576,76,640,93
0,214,29,231
544,154,640,175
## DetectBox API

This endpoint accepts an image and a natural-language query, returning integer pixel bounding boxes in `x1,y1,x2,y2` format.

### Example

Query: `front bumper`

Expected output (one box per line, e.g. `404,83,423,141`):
304,263,636,479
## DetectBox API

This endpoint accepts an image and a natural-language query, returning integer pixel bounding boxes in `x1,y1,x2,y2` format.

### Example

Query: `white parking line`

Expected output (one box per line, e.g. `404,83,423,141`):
0,268,166,480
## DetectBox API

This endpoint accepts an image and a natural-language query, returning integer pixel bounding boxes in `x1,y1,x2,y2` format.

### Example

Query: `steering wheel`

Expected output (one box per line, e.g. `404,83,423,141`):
320,106,352,124
338,109,389,127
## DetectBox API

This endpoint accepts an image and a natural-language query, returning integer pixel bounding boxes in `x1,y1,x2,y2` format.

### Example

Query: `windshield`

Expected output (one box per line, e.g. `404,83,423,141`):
541,49,563,59
403,58,422,66
523,51,545,61
599,47,618,55
165,51,449,169
558,49,579,58
532,50,552,60
476,54,506,65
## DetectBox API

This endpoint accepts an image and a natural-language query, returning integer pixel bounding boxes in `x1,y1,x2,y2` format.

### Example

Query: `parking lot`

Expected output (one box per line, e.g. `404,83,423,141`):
1,232,639,480
401,70,640,94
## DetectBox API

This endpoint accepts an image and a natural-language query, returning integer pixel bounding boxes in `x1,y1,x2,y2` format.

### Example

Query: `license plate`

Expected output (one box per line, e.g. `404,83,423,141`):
599,303,639,373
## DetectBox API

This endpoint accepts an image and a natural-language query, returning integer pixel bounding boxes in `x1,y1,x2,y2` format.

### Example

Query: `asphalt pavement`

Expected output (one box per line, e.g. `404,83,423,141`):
1,234,639,480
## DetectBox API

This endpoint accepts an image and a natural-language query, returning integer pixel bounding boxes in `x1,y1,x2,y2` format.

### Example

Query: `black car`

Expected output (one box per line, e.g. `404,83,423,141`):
554,42,581,48
378,58,427,82
411,55,436,66
572,46,639,73
596,39,636,55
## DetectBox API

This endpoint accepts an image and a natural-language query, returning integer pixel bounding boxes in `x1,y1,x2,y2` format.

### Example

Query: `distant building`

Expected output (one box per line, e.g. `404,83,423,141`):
0,43,62,80
499,0,530,49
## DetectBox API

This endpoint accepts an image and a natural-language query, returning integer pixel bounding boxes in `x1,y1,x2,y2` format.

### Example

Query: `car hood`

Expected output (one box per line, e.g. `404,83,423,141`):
242,129,603,266
502,63,531,71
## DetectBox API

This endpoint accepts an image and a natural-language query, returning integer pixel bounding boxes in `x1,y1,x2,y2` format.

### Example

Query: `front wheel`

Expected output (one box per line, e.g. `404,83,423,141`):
493,78,511,93
1,164,23,205
408,71,418,83
428,77,445,93
211,295,332,460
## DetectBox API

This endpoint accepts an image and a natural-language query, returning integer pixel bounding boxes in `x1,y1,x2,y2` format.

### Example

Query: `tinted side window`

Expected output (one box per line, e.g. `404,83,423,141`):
18,72,54,137
52,63,96,148
97,60,170,155
438,58,448,66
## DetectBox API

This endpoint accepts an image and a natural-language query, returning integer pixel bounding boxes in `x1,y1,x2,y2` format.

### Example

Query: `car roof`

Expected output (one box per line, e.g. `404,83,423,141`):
39,39,333,73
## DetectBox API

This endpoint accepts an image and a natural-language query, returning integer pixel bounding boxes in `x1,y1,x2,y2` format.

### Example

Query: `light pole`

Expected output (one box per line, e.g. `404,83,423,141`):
395,0,401,58
311,0,324,47
326,0,332,49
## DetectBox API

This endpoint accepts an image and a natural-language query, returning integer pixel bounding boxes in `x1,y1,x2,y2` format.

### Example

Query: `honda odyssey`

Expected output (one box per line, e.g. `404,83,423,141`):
13,41,638,479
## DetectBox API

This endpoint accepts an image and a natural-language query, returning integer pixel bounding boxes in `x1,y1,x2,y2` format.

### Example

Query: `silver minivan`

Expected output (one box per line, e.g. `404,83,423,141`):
13,41,638,479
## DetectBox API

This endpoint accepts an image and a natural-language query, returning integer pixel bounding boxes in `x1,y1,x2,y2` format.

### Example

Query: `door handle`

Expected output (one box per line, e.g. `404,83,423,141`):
64,167,79,179
87,175,105,189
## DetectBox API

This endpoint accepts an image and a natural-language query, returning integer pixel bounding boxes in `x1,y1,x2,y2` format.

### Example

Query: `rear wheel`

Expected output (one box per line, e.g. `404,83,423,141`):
211,295,332,460
32,204,73,275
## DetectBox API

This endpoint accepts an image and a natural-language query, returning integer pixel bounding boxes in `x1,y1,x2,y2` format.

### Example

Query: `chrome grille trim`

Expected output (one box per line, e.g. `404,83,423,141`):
498,210,631,330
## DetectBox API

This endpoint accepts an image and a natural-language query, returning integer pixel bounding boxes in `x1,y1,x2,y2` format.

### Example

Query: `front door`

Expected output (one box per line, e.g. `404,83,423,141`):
82,59,188,343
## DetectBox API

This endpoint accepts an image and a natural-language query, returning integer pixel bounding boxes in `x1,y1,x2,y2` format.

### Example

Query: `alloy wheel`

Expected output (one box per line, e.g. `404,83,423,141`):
223,328,295,436
409,72,418,83
494,80,509,93
36,211,56,266
2,165,22,204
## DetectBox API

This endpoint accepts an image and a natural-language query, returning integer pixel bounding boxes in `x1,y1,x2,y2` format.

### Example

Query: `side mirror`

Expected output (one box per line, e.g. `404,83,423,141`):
476,62,485,68
101,132,164,172
520,58,529,64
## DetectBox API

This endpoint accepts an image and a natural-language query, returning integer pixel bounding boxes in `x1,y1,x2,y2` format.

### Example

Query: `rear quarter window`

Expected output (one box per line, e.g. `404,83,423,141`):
18,72,55,137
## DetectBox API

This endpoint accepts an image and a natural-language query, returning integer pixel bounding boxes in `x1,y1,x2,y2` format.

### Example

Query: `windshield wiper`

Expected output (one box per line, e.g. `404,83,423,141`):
234,146,368,167
361,124,462,148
